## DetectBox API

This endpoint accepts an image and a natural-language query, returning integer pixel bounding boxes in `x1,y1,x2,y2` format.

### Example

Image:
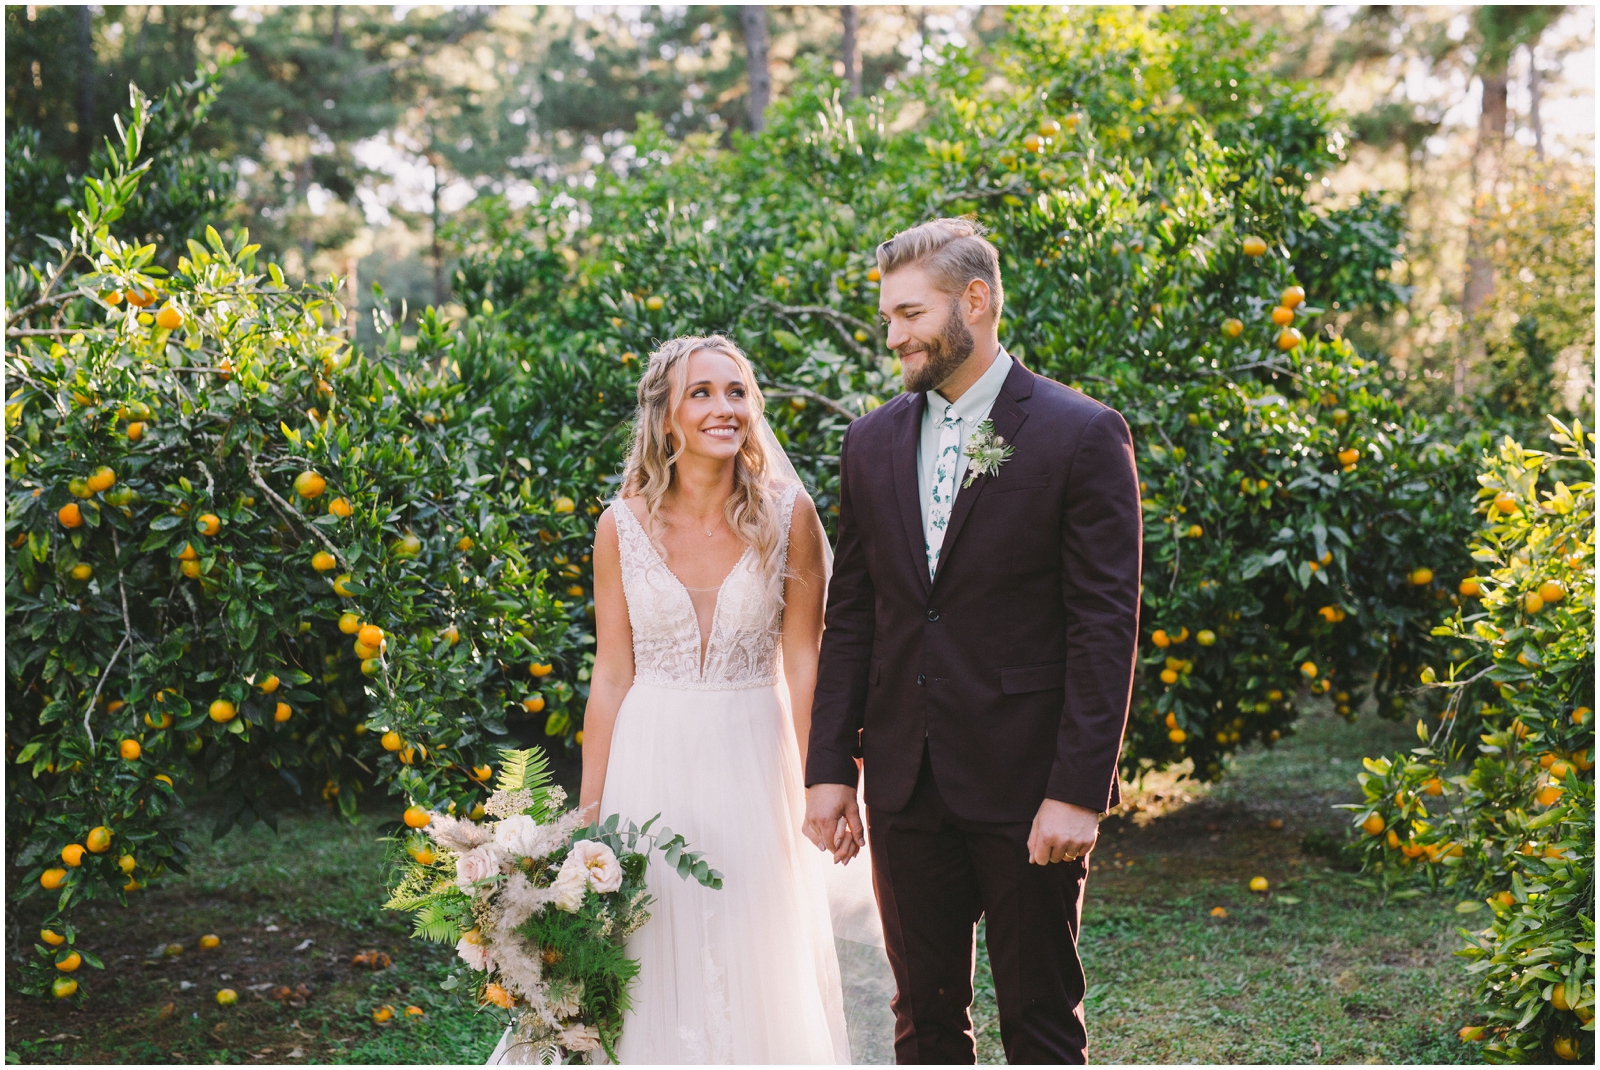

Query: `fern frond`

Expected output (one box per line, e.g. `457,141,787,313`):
412,902,464,944
495,746,552,801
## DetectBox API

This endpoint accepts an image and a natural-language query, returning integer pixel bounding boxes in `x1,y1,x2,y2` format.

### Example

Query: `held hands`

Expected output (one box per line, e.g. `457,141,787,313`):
1027,798,1101,865
803,783,865,864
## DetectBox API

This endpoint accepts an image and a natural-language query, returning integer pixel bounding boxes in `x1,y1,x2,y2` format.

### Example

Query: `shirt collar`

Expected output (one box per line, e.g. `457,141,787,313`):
928,347,1013,424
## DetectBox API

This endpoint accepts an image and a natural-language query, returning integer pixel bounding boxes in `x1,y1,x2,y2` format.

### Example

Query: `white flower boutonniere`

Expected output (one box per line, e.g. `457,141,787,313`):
962,418,1014,487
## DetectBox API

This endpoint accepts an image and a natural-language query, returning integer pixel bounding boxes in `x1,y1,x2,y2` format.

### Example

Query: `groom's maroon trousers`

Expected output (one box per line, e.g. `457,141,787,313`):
807,359,1142,1064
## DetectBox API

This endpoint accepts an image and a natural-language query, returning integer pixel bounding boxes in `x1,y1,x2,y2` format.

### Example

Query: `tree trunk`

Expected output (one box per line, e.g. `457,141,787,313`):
74,5,96,165
1529,50,1545,159
741,6,771,132
430,156,447,307
841,7,861,101
331,5,343,51
1457,68,1508,398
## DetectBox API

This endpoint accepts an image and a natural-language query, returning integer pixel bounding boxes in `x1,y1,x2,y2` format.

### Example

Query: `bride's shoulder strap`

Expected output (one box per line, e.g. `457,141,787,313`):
609,497,650,566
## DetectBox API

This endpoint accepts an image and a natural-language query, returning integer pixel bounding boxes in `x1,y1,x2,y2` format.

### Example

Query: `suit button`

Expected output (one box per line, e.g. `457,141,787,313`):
926,608,940,621
917,674,926,686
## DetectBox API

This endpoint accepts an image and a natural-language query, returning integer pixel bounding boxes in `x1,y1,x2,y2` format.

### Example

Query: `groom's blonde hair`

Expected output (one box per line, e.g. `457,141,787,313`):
875,217,1004,319
620,334,790,603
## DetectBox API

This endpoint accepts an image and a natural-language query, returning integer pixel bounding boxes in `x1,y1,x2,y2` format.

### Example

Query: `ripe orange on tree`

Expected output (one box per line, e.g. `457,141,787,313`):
274,702,292,723
70,563,93,580
358,624,384,649
57,502,84,528
1361,813,1385,836
381,732,403,752
155,306,184,330
181,559,202,579
293,470,326,499
119,739,141,760
522,694,546,714
339,611,362,634
197,513,221,536
333,574,355,597
1241,235,1267,257
177,542,199,561
1279,285,1306,308
1337,448,1359,467
124,286,156,308
61,844,85,867
311,551,337,572
209,699,237,723
41,928,66,946
1270,305,1294,326
1524,591,1545,614
1150,629,1171,648
85,826,112,853
258,673,280,694
1220,318,1243,338
1276,327,1303,351
327,496,353,518
530,662,553,677
1409,567,1434,586
1538,579,1565,604
471,765,493,782
126,420,146,441
403,806,432,829
1492,490,1518,514
1168,728,1187,744
86,466,116,493
52,977,77,999
1459,577,1481,597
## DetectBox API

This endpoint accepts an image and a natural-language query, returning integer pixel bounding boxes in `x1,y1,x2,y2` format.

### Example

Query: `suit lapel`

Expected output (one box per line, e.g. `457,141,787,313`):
930,359,1035,588
890,391,932,597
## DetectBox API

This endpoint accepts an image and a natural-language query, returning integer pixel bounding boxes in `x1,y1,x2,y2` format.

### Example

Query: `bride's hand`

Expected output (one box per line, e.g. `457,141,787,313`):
803,783,864,863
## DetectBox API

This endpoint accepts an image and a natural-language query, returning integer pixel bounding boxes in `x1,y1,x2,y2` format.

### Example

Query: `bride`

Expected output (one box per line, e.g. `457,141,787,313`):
570,334,853,1063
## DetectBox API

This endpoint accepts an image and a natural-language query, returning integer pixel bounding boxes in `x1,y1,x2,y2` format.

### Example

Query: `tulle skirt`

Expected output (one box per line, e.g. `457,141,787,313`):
599,679,851,1064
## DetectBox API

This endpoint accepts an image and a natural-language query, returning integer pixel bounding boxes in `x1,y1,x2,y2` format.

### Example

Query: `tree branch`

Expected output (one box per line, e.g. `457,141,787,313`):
760,382,862,422
243,444,351,574
82,530,136,746
749,295,882,356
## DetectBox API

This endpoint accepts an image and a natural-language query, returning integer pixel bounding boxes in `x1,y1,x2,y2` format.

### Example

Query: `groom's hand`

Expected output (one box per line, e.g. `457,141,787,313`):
1028,799,1100,865
804,783,864,864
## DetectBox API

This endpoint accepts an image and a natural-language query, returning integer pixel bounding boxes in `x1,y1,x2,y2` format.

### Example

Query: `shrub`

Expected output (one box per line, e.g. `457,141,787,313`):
1347,417,1594,1062
5,93,571,999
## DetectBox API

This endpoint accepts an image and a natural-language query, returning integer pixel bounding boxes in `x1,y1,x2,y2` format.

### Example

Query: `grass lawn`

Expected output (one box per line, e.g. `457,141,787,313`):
7,707,1482,1064
971,706,1480,1064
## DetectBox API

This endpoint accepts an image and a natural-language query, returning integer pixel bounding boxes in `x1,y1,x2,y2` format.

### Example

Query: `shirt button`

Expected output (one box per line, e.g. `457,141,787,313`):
917,674,927,686
927,608,940,622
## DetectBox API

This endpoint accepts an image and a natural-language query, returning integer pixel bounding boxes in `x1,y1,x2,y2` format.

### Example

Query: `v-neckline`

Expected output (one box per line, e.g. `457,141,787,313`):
622,503,752,677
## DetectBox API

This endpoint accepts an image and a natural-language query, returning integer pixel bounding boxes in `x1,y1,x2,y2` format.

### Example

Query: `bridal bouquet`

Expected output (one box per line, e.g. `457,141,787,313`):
386,748,721,1063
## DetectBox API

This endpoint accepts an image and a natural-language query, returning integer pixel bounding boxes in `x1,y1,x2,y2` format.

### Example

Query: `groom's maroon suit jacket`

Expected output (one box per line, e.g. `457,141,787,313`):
807,358,1142,823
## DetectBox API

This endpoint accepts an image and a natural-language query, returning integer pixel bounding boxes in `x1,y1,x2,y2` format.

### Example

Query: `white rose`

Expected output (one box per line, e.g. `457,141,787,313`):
551,863,588,913
560,1023,603,1052
493,814,544,859
455,928,493,972
455,843,504,895
569,839,624,894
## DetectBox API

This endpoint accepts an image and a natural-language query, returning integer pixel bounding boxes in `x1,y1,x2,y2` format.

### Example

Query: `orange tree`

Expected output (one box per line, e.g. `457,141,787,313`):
4,94,572,999
447,7,1490,780
1347,417,1594,1062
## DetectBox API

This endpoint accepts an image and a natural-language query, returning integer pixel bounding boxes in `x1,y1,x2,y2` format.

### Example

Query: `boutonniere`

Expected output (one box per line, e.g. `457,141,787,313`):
962,418,1014,487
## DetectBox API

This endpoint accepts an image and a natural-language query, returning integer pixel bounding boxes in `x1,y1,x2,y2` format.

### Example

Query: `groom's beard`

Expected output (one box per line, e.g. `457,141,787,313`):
900,300,975,395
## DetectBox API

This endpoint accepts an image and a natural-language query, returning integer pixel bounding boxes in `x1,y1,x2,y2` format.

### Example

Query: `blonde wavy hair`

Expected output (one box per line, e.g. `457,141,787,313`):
619,334,790,600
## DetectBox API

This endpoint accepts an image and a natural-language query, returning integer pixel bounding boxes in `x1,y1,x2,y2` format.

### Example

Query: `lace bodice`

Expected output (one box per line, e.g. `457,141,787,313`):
614,484,801,691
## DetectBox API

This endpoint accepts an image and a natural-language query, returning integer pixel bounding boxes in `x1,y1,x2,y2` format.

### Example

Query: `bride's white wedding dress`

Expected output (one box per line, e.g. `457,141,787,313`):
573,483,850,1064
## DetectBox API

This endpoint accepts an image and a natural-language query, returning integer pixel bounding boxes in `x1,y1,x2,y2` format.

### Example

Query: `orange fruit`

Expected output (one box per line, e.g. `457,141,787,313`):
86,826,112,853
1241,236,1267,257
372,1004,395,1023
333,574,355,597
41,928,66,946
1276,327,1303,351
155,774,173,786
41,867,68,891
180,559,202,579
865,268,881,283
87,466,116,493
119,739,141,760
360,657,382,677
1279,285,1306,309
1421,778,1443,796
69,562,93,581
311,551,336,572
197,513,221,536
1492,490,1517,514
442,625,460,645
1221,318,1243,338
1039,118,1062,137
522,695,546,714
199,934,220,950
328,497,353,518
1552,1036,1578,1060
1572,707,1592,726
258,674,280,694
358,624,384,649
405,1005,425,1017
1409,567,1434,586
208,699,237,723
1458,1025,1484,1042
124,286,156,308
1248,876,1269,892
1538,580,1565,604
403,806,432,829
1151,630,1171,649
471,765,492,782
339,611,362,634
1300,661,1318,679
457,535,474,552
381,731,403,752
274,702,292,723
553,497,576,514
1337,449,1359,467
1159,668,1179,685
1386,829,1401,849
1361,813,1385,836
530,662,554,677
57,502,84,528
293,471,326,499
1196,629,1216,646
408,843,437,866
1458,577,1480,597
177,542,199,561
1022,133,1043,152
482,983,513,1008
155,306,184,330
61,844,85,867
52,977,78,999
118,854,136,874
215,988,238,1006
1524,591,1545,614
1536,785,1563,807
126,421,146,441
1168,728,1187,744
644,295,664,311
145,710,173,734
1270,305,1294,326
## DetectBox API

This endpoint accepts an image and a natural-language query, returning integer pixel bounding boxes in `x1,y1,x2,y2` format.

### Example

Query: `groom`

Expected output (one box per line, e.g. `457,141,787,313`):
804,218,1141,1064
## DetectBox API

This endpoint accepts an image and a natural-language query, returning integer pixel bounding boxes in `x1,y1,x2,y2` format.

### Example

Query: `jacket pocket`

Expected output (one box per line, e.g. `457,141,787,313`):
1001,662,1065,695
985,474,1051,496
